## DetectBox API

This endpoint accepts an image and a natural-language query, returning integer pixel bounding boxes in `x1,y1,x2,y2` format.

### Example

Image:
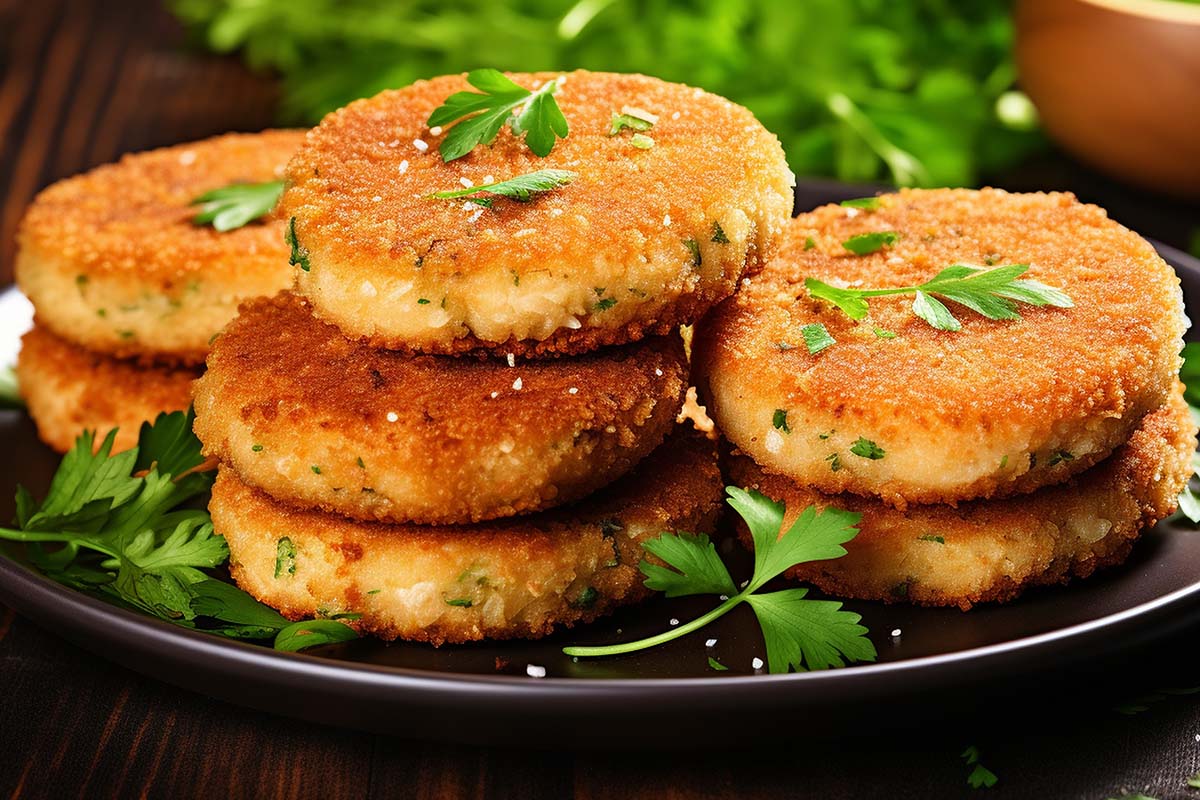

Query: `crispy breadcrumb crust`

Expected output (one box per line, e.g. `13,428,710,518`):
282,71,794,356
194,292,689,524
695,188,1186,506
16,131,304,365
727,386,1197,610
17,324,199,453
212,431,723,644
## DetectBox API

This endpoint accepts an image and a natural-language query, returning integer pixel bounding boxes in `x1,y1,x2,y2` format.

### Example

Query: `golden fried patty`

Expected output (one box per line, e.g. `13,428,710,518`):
695,189,1186,507
16,131,304,365
212,432,723,644
17,324,199,453
282,71,794,356
193,292,689,524
728,386,1196,610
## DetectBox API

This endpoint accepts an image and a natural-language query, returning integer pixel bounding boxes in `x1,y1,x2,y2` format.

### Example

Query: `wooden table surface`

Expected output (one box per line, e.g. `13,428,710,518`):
4,1,1200,798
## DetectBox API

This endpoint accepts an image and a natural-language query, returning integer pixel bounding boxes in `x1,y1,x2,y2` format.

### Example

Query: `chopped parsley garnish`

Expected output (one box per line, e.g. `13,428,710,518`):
840,197,880,210
772,409,790,434
285,216,311,272
1188,772,1200,789
918,534,945,544
608,111,655,136
251,443,264,452
428,68,568,162
417,298,431,305
593,297,617,312
564,487,876,673
570,586,599,609
961,745,998,789
711,222,729,244
427,169,576,207
842,231,899,255
274,537,297,578
825,452,842,471
190,180,284,231
805,263,1073,332
1046,450,1074,467
849,437,885,460
873,327,897,339
707,656,728,671
445,598,474,607
0,410,356,652
1177,343,1200,522
630,133,655,149
804,236,817,250
684,238,702,268
801,322,836,354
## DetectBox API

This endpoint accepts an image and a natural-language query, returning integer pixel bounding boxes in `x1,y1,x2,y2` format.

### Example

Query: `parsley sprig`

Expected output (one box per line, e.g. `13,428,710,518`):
0,411,357,652
427,169,576,208
1175,343,1200,522
428,69,568,162
806,263,1072,332
564,487,876,673
190,181,284,232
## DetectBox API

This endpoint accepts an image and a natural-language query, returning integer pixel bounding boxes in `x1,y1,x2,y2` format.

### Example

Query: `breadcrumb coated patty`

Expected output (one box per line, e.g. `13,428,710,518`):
212,431,723,644
282,71,794,356
695,189,1186,507
728,386,1196,610
193,293,689,524
16,131,304,365
17,324,199,453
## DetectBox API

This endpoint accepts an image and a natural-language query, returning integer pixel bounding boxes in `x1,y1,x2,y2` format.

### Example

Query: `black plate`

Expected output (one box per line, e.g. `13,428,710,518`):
3,187,1200,747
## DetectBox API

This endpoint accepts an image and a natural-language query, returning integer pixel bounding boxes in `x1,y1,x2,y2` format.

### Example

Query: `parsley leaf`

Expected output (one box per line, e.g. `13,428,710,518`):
274,619,360,652
428,69,568,162
1,411,357,652
428,169,576,206
840,197,880,210
849,437,885,460
191,181,284,232
1176,344,1200,522
842,231,898,255
285,217,311,272
801,322,836,354
961,745,999,789
608,111,654,136
806,263,1072,331
564,487,875,674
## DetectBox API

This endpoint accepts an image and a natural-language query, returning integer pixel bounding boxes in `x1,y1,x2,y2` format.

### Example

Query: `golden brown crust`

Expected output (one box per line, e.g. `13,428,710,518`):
16,324,199,453
283,71,794,355
16,131,305,364
194,292,690,524
695,188,1186,506
727,386,1197,610
212,431,724,644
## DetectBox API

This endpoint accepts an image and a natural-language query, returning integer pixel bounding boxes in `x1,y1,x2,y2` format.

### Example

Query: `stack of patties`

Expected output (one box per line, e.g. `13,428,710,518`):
15,131,304,452
193,71,795,643
695,188,1197,609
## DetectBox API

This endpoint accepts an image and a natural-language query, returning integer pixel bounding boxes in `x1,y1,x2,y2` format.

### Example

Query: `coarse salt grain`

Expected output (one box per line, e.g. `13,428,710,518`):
512,377,523,390
844,207,860,218
468,208,485,224
671,111,681,120
669,618,680,626
550,208,563,217
490,391,499,399
483,175,495,184
663,214,672,226
764,429,785,454
459,177,473,188
891,628,902,638
430,125,443,135
526,664,546,678
413,139,429,152
752,657,764,670
386,412,399,422
398,160,409,174
372,195,382,202
388,139,400,147
655,368,663,377
705,638,717,647
506,353,516,367
568,387,578,394
178,151,196,165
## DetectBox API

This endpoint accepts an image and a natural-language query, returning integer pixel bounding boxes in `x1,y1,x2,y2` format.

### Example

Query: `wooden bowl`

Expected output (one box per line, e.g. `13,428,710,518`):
1016,0,1200,197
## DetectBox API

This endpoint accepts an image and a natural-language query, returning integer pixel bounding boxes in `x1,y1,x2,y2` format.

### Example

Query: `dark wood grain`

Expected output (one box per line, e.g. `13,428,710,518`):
3,2,1200,798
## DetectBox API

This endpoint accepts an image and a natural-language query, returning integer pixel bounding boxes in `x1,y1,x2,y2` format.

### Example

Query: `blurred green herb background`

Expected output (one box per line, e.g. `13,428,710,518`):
170,0,1041,188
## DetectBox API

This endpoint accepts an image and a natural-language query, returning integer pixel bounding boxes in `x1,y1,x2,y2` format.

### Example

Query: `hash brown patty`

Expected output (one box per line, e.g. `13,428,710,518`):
193,292,689,525
281,71,794,357
16,131,304,365
695,189,1186,507
211,431,723,644
17,324,199,453
727,386,1196,610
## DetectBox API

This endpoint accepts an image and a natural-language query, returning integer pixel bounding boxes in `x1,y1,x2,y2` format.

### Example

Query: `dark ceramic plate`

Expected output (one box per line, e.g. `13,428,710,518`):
3,183,1200,747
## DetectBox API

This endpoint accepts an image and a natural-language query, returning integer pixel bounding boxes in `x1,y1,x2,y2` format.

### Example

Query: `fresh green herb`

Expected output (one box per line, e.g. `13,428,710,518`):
0,411,356,652
818,430,834,440
427,68,568,161
840,197,880,210
274,619,359,652
427,169,576,206
825,452,842,472
872,327,897,339
608,112,654,136
629,133,654,149
356,457,366,468
274,537,297,578
842,231,898,255
417,298,431,305
1188,772,1200,789
570,586,599,609
0,365,23,410
805,263,1073,332
801,322,836,354
563,488,876,673
1177,344,1200,521
918,534,945,544
367,588,382,595
707,656,728,671
285,216,311,272
684,238,702,268
310,465,322,474
804,237,817,251
772,409,790,434
445,597,474,607
1046,450,1074,467
849,437,885,460
711,222,729,244
251,444,264,452
961,745,998,789
190,180,284,231
593,297,617,312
